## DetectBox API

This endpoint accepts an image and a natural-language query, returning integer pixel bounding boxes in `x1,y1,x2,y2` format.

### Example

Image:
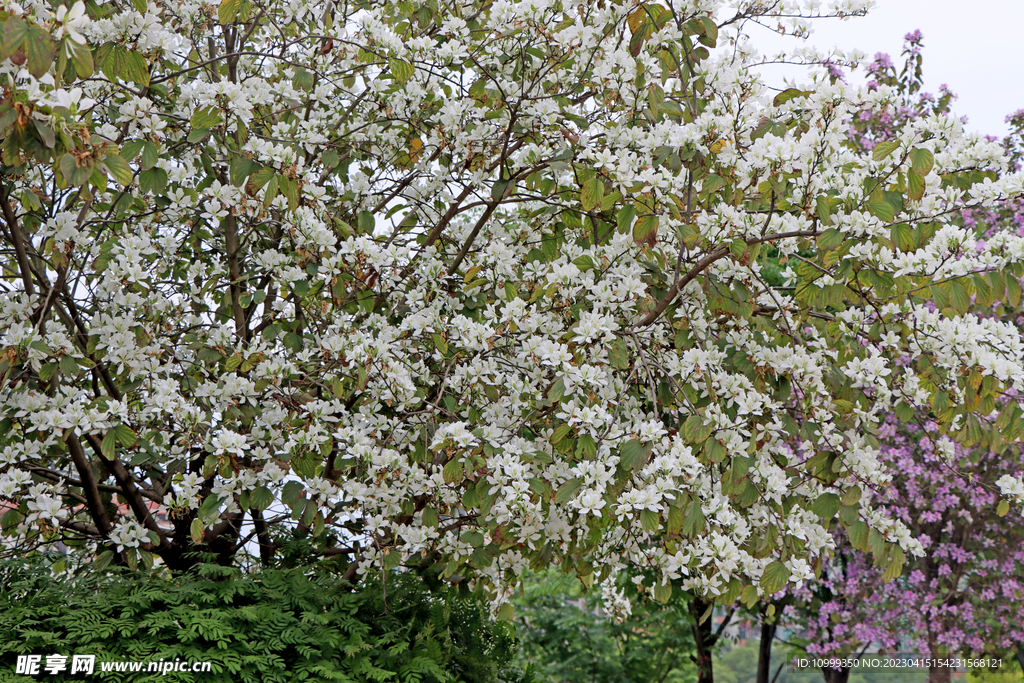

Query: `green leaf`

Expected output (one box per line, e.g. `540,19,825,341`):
94,550,115,571
816,195,833,226
468,77,487,101
997,499,1010,517
949,279,969,314
554,478,583,505
867,199,895,222
100,429,118,458
580,177,604,212
229,158,256,186
496,602,515,622
3,17,29,59
628,21,652,57
682,415,711,444
219,0,243,23
281,480,304,508
760,560,789,595
883,546,905,582
697,16,718,43
872,140,900,161
653,581,672,603
292,68,315,92
705,438,726,463
124,50,150,86
811,492,840,520
608,338,629,370
60,153,94,187
67,40,94,79
891,222,914,251
619,439,646,471
139,168,168,195
103,154,133,186
442,458,463,484
906,169,926,201
38,362,57,382
549,423,572,445
682,498,706,536
190,518,205,545
575,433,597,459
639,509,659,533
249,486,274,511
431,333,448,356
1007,276,1022,307
491,178,514,201
667,504,684,535
389,58,414,85
59,355,80,376
190,106,223,130
894,401,914,423
199,494,222,524
140,141,159,169
848,520,869,551
357,211,375,233
113,425,137,448
460,531,483,548
24,27,55,78
910,147,934,176
772,88,812,107
617,205,636,234
249,166,275,191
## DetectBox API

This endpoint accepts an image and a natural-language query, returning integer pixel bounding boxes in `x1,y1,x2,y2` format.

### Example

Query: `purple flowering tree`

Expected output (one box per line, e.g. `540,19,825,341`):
794,417,1024,683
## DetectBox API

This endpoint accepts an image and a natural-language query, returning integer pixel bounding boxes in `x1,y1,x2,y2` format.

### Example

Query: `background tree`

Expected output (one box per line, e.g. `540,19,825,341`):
513,569,696,683
2,0,1024,633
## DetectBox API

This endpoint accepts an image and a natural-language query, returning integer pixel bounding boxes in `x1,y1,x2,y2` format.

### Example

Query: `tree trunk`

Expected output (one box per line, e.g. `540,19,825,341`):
756,617,776,683
928,664,953,683
927,630,953,683
820,666,850,683
689,598,715,683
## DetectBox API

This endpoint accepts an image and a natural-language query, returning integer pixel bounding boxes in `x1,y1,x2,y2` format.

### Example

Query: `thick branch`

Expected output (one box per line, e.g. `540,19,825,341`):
0,187,36,296
66,433,113,536
84,433,170,547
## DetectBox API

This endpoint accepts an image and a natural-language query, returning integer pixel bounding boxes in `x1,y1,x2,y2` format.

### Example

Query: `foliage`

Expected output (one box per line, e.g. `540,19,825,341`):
0,555,525,682
512,569,696,683
3,0,1024,617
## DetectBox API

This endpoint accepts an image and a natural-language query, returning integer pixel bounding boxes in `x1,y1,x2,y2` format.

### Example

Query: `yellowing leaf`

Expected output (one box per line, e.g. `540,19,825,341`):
580,176,604,212
390,58,414,85
760,560,789,595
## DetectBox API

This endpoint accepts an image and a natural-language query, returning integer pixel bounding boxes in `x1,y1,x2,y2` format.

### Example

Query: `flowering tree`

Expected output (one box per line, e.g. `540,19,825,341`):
2,0,1024,628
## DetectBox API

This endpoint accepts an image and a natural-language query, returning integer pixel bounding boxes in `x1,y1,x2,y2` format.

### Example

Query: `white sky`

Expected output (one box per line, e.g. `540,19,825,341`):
744,0,1024,138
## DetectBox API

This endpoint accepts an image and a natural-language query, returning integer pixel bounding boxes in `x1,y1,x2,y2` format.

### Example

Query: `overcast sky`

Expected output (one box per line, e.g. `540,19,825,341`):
744,0,1024,138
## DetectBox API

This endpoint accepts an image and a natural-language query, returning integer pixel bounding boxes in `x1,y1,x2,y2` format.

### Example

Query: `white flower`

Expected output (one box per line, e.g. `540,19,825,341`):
997,474,1024,503
211,430,249,456
55,1,88,44
108,519,150,552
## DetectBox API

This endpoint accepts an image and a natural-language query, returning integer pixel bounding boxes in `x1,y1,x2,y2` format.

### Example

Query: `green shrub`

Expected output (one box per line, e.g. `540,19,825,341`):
0,557,527,683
